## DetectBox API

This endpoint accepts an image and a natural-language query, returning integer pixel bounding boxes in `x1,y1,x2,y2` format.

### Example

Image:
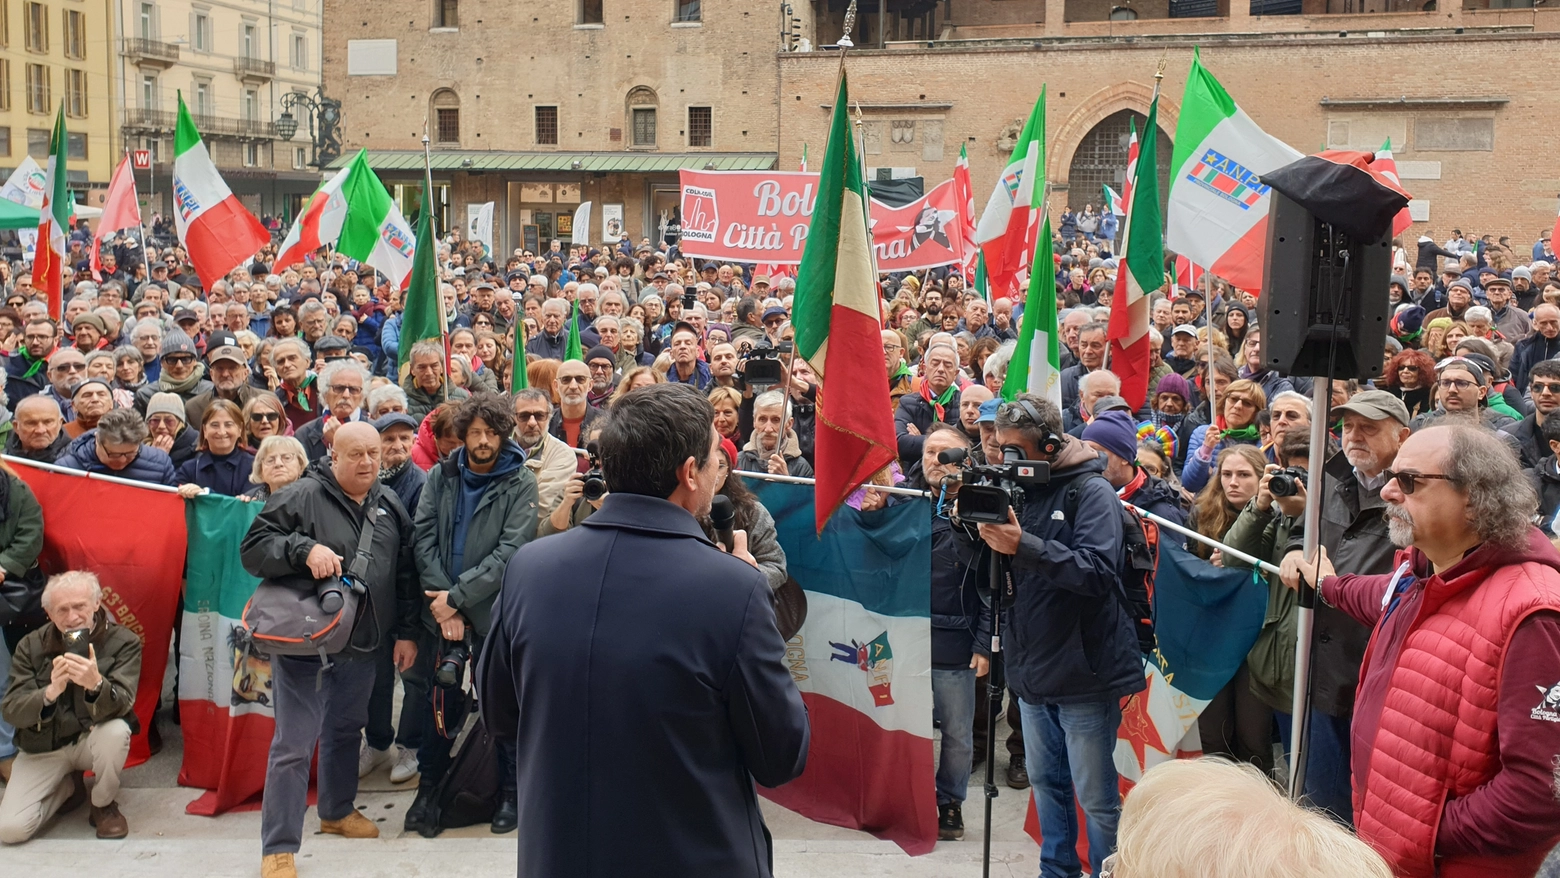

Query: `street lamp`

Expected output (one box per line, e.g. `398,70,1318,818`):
278,89,343,168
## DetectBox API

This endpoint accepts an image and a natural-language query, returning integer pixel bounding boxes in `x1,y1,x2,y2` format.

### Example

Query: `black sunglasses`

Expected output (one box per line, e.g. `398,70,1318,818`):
1382,469,1454,494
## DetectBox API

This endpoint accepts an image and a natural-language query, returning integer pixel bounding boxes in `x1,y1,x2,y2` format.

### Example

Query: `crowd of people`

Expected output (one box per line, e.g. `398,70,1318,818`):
0,211,1552,877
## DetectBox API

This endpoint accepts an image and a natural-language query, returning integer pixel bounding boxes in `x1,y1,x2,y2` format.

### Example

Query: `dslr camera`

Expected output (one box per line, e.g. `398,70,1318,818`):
938,444,1051,525
740,338,793,389
582,442,608,502
434,637,471,689
1269,466,1308,498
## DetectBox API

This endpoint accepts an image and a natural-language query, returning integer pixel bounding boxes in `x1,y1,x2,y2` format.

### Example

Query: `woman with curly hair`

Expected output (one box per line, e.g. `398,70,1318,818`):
1380,348,1436,419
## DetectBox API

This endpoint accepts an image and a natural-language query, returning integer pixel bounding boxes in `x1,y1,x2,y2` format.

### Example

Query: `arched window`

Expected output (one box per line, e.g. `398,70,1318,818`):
431,89,459,145
1109,5,1139,18
627,86,657,148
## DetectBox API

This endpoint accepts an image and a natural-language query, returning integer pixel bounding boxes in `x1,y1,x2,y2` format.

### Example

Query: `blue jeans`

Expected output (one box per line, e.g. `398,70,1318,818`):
0,639,14,760
931,668,976,805
1019,698,1123,878
1275,709,1354,826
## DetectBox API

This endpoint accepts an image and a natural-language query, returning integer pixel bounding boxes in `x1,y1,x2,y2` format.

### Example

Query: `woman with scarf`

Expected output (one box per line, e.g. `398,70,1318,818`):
1180,379,1267,494
1380,349,1436,419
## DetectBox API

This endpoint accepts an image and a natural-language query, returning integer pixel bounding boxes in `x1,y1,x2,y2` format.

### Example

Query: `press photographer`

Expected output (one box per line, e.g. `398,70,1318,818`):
971,395,1142,878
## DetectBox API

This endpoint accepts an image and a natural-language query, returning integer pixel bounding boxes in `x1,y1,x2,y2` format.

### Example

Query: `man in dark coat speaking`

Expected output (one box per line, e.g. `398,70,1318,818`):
478,383,809,878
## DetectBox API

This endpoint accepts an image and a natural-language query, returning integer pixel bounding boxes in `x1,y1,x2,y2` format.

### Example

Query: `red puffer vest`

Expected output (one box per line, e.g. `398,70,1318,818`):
1355,546,1560,878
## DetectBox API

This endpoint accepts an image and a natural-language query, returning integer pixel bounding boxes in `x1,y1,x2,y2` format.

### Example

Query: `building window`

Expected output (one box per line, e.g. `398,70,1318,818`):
26,127,45,155
294,146,306,169
0,128,10,157
432,89,460,144
675,0,700,22
67,131,85,160
241,22,257,58
244,142,259,167
434,0,457,28
535,105,557,145
24,63,46,113
24,2,45,53
626,86,658,148
65,69,85,117
291,33,307,69
241,88,257,121
0,62,10,111
578,0,602,24
192,10,210,51
64,10,84,59
632,108,656,147
0,0,9,48
194,79,211,116
139,2,154,40
688,106,711,147
140,73,157,109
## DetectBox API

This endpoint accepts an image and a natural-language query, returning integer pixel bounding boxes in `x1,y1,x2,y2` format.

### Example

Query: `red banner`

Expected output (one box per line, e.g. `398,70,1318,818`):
678,170,966,272
8,460,188,767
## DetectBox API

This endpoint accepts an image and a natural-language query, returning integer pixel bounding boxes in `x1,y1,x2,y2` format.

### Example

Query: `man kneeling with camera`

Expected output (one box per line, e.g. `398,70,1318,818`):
970,395,1143,878
0,571,140,843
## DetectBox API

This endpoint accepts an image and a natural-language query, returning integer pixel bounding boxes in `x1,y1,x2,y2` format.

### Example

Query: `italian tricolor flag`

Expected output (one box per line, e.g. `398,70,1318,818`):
1000,89,1062,409
1108,93,1164,412
974,88,1046,300
1374,138,1413,237
173,95,270,288
334,151,417,287
792,70,897,532
1165,51,1300,295
34,104,69,320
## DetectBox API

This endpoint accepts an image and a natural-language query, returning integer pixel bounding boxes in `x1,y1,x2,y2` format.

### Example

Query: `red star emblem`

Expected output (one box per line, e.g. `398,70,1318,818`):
1118,674,1169,771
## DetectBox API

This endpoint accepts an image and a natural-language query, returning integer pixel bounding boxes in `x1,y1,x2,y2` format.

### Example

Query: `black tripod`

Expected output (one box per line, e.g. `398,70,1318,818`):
981,549,1014,878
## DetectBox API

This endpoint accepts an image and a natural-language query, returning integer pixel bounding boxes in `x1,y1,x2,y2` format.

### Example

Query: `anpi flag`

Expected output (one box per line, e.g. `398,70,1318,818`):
752,481,936,856
334,151,417,288
792,71,897,532
8,459,189,767
1375,139,1413,237
974,88,1046,300
1119,120,1141,214
1108,94,1163,411
1165,51,1301,295
92,155,142,282
34,104,70,319
173,95,270,288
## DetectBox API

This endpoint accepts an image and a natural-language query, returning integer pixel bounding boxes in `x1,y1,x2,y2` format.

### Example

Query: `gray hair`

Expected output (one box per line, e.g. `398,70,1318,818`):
1079,369,1122,396
41,570,102,612
297,300,327,320
1463,305,1493,325
1079,321,1109,340
593,315,620,331
512,388,553,414
318,358,370,392
1147,327,1163,348
408,339,446,364
249,435,307,484
333,313,358,337
270,337,310,367
1270,391,1313,416
984,339,1017,380
601,290,626,309
753,390,785,411
619,316,644,339
367,384,408,417
96,407,148,446
1440,425,1538,550
541,298,568,317
131,320,163,341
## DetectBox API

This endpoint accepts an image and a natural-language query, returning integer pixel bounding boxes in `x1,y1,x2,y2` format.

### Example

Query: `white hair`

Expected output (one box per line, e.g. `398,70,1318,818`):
1270,390,1312,416
754,390,785,411
984,339,1018,380
42,570,102,612
318,358,370,390
1079,369,1122,396
1464,305,1493,324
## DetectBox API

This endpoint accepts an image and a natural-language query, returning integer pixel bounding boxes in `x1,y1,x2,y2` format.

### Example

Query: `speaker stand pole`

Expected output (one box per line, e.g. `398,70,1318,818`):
1287,375,1329,800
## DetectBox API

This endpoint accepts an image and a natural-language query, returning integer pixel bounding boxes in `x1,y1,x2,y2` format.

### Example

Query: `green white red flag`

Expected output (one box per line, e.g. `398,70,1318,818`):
953,143,978,278
332,150,417,288
1108,93,1164,411
173,95,270,288
998,89,1062,408
792,70,897,531
35,104,70,319
974,88,1046,300
1374,138,1412,237
1103,184,1124,217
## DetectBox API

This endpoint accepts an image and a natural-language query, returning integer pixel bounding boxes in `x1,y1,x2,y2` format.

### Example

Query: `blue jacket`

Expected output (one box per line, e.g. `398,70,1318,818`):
1004,441,1145,705
931,511,990,669
478,493,809,878
55,430,178,487
175,448,257,497
526,329,568,362
1180,424,1260,494
380,312,403,372
665,359,714,393
4,351,49,410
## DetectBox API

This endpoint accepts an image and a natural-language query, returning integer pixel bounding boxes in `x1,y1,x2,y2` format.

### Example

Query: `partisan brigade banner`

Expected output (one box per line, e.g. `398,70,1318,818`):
750,481,938,856
8,459,189,767
678,170,967,272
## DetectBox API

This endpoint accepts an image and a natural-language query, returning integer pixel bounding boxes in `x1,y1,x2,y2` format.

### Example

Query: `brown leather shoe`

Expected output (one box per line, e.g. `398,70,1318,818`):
58,771,88,815
260,853,297,878
318,809,379,839
89,801,129,839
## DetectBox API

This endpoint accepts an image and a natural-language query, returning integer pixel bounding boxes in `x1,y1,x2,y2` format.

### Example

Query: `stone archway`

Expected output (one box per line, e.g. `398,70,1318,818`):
1050,81,1180,196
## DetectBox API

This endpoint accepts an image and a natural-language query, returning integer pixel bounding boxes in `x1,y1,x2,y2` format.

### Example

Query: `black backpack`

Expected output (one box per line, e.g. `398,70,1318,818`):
1062,477,1160,655
432,712,501,830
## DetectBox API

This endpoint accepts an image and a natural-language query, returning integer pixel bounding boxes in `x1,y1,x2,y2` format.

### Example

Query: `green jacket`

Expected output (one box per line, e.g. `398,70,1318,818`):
413,442,539,638
0,470,44,579
402,376,471,425
1,608,142,754
1221,497,1300,713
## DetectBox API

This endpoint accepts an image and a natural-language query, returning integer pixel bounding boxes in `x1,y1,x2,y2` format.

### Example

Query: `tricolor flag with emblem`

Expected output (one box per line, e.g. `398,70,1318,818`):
1374,138,1413,237
34,104,70,319
1166,51,1301,295
953,142,978,277
173,95,270,288
1108,93,1163,412
974,88,1046,300
752,481,936,856
998,90,1062,407
792,70,898,531
333,150,417,288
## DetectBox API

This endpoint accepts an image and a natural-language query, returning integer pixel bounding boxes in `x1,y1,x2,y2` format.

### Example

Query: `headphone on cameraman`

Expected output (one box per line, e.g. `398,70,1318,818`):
1004,398,1064,458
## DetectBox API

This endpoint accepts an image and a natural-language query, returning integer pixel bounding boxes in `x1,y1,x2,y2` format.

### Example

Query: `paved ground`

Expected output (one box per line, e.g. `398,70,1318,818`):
0,709,1042,877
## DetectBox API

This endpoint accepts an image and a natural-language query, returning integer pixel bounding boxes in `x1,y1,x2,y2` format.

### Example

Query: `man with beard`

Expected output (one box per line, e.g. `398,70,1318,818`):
512,389,577,522
909,287,944,342
184,337,261,426
133,330,211,415
5,320,56,410
1297,425,1560,876
406,393,537,837
548,360,602,454
5,396,67,463
1505,360,1560,469
583,346,618,408
738,390,814,478
1271,390,1407,823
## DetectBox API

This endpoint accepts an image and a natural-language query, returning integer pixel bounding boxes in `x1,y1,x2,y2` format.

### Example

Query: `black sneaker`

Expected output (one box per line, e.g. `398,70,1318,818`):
403,785,438,835
1006,753,1030,790
938,802,964,841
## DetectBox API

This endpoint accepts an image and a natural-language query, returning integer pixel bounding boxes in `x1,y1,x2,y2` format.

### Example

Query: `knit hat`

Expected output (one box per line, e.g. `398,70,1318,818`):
585,344,616,365
1514,266,1533,281
145,391,186,424
1153,372,1192,402
1391,304,1426,339
1081,410,1139,465
1448,278,1473,294
719,436,739,467
72,312,108,336
160,328,196,359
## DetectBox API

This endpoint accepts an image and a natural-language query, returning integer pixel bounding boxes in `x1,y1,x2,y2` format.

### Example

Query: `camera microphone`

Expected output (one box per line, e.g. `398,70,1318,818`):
710,495,736,553
936,446,969,465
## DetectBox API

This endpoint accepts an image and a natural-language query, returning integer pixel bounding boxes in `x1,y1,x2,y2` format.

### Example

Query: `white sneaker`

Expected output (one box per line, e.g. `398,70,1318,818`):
358,742,392,779
388,746,419,784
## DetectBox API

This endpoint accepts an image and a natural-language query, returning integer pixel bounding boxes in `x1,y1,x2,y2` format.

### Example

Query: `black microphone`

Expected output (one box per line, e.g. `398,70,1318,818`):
710,495,736,553
936,446,969,465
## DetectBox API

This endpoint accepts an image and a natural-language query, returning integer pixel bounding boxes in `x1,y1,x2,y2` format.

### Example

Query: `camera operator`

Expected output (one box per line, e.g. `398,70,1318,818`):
0,572,139,843
541,427,608,536
975,395,1142,878
406,393,539,837
479,383,808,877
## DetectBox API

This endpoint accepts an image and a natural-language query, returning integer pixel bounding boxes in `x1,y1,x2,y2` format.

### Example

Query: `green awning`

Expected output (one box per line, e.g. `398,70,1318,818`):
330,151,778,174
0,198,39,230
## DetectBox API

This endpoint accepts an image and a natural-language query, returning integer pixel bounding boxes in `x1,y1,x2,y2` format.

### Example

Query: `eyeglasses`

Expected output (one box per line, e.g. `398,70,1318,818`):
557,375,588,385
96,443,139,462
328,384,364,396
588,362,613,372
515,410,548,422
52,362,86,373
250,412,282,423
1383,469,1454,494
1437,378,1477,391
164,354,195,366
1534,382,1560,394
1397,364,1419,373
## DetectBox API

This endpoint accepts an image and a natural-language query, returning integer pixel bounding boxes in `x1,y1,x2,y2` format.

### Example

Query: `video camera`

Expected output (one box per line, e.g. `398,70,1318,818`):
740,338,793,389
937,445,1051,525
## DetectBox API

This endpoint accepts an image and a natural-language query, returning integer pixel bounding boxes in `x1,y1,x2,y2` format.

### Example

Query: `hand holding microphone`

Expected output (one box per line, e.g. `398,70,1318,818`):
711,495,759,570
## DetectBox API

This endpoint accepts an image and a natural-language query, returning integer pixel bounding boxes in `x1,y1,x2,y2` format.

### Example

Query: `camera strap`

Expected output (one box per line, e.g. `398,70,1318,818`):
348,506,378,583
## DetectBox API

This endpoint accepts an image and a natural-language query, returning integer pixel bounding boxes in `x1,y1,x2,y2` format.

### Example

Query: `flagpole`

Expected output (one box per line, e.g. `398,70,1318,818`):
422,124,451,402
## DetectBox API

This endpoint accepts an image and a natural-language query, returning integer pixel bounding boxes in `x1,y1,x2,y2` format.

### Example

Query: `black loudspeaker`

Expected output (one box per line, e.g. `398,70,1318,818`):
1258,191,1392,381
